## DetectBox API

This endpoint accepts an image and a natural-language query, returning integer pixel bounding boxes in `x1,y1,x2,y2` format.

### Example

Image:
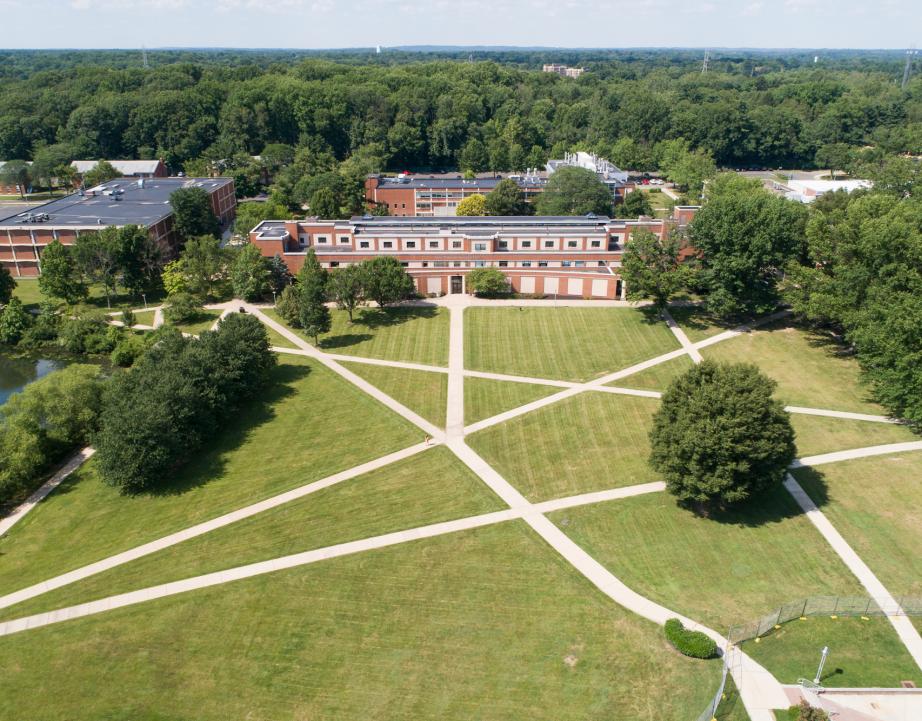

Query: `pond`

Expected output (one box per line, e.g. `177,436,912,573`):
0,352,68,406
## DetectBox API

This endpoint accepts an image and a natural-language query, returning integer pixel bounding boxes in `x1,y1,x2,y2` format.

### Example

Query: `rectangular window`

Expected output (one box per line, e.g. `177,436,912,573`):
422,262,429,268
330,261,340,268
339,236,350,244
429,241,440,249
575,261,585,267
400,262,409,267
452,241,463,249
316,236,328,244
538,261,548,268
474,243,487,251
567,240,578,248
406,241,417,249
453,261,462,267
590,240,601,248
562,261,572,267
401,203,406,209
382,241,393,249
359,241,370,249
544,240,555,249
520,241,532,249
521,261,532,267
434,261,448,268
498,261,508,267
475,261,486,268
598,261,607,267
497,240,508,249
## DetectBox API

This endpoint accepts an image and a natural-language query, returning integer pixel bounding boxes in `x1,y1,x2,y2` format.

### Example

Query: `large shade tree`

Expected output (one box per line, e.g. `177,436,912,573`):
535,166,613,216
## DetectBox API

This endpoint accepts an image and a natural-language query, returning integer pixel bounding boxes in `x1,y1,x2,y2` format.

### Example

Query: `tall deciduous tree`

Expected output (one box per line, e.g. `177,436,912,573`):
231,243,271,301
621,228,689,309
298,249,330,343
170,186,220,240
0,265,14,306
620,190,654,217
360,256,415,308
73,227,121,307
455,194,487,216
181,235,230,301
650,361,796,507
82,160,121,187
329,264,364,321
535,166,613,216
0,297,31,344
484,179,531,216
689,188,808,317
116,224,161,296
38,240,87,305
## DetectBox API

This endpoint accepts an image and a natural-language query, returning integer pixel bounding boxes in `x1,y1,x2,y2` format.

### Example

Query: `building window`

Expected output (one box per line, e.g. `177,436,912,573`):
498,261,508,267
339,236,350,244
452,241,462,249
497,240,508,250
475,261,486,268
316,236,328,244
400,262,409,268
562,261,573,267
521,241,532,249
598,261,607,266
382,241,393,249
521,261,532,268
422,262,428,267
330,261,340,268
538,261,548,268
590,240,601,248
434,261,448,268
474,243,487,251
575,261,585,267
429,241,439,249
544,240,555,249
567,240,578,248
453,261,462,267
401,203,406,209
406,241,417,249
359,241,370,249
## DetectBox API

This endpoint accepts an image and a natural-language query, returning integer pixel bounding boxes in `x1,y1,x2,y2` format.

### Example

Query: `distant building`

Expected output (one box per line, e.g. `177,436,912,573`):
543,64,585,78
779,178,872,203
0,161,33,196
249,207,698,300
0,176,236,278
71,159,168,180
546,151,630,198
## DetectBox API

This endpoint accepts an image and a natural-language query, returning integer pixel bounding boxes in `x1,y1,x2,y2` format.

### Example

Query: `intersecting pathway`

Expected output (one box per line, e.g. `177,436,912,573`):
5,296,922,721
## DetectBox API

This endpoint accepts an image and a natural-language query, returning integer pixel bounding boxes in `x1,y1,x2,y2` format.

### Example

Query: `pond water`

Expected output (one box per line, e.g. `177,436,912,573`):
0,352,67,406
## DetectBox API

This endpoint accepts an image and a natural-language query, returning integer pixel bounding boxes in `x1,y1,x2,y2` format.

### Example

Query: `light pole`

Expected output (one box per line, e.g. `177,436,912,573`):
813,646,829,685
141,292,147,309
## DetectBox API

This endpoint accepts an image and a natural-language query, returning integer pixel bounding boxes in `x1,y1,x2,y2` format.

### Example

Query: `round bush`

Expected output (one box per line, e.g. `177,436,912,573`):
664,618,718,659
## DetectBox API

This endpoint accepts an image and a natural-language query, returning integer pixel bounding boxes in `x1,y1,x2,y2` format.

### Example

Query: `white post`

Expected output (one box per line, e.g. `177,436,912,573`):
813,646,829,684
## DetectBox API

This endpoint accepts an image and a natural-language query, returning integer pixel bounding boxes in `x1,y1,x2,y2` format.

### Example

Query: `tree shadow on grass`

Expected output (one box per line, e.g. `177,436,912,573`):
317,305,439,351
139,362,311,498
683,470,829,528
318,333,374,351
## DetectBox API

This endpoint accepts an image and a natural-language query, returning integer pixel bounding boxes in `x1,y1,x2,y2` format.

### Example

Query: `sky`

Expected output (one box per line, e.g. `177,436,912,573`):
0,0,917,50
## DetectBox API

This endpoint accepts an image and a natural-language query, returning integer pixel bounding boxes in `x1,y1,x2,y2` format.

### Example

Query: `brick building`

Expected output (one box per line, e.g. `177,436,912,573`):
0,176,236,278
249,207,698,300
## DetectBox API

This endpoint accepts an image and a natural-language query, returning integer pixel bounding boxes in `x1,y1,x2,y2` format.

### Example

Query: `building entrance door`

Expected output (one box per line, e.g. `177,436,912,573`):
451,276,463,294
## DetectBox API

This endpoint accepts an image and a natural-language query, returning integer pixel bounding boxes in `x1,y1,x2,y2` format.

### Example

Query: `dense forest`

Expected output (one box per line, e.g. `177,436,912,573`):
1,48,920,186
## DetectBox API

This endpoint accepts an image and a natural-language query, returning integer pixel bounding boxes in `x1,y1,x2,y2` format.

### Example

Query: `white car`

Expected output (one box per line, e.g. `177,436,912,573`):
649,178,665,186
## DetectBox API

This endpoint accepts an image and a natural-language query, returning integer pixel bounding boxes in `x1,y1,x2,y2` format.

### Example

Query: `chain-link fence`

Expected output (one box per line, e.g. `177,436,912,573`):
695,659,729,721
727,595,922,645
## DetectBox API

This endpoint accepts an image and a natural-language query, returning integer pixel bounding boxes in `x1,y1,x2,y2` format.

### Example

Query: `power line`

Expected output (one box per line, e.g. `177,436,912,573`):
902,46,918,90
701,49,710,74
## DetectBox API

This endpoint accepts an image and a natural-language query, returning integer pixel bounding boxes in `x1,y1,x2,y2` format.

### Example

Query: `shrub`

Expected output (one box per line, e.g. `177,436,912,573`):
275,284,302,328
467,267,510,296
0,297,32,345
121,308,135,329
164,292,203,325
110,333,147,367
664,618,718,659
57,314,116,354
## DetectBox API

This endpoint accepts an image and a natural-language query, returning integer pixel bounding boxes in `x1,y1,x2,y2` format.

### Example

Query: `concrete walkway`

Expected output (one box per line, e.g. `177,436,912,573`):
793,442,922,468
662,308,703,363
0,448,94,539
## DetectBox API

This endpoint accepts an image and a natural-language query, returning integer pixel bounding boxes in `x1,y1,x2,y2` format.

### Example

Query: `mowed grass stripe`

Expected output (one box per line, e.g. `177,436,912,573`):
343,362,448,428
264,305,449,366
464,307,680,382
790,414,918,458
0,447,504,622
468,392,662,502
0,522,719,721
0,355,419,595
464,376,561,426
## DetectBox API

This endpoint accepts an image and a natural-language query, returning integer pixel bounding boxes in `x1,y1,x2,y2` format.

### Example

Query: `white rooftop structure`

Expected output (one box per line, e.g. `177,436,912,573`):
71,159,164,176
784,178,872,203
546,152,629,186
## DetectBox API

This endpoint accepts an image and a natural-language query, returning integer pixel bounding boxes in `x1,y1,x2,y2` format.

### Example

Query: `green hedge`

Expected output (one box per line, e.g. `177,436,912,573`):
664,618,718,659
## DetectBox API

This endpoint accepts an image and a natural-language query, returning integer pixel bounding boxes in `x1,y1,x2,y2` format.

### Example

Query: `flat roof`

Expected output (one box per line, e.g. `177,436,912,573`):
0,177,233,229
350,214,614,226
71,160,163,175
373,177,546,190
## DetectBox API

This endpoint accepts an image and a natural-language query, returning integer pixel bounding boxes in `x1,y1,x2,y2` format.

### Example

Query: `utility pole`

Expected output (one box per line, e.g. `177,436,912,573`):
902,47,918,90
702,49,710,74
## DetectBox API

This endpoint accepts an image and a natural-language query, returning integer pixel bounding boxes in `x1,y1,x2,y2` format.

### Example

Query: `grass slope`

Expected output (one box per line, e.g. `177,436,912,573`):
550,488,868,630
469,392,661,502
0,522,719,721
464,307,680,382
343,362,448,428
790,414,918,458
0,447,503,621
793,453,922,597
0,355,418,595
464,376,561,425
264,306,449,366
701,322,883,414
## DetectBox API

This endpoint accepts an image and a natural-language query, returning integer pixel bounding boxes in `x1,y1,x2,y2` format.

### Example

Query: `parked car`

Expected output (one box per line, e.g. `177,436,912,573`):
649,178,664,186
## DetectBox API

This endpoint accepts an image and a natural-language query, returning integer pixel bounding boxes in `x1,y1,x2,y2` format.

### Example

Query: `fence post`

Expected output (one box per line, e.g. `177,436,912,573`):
801,598,808,617
865,598,872,615
833,596,840,614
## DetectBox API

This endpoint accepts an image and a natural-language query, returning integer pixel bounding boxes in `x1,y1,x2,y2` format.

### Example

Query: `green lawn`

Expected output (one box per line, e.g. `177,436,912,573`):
12,278,43,309
342,362,448,428
790,414,918,458
464,376,561,425
0,355,418,596
611,353,694,392
171,309,223,336
464,307,680,382
468,391,662,502
0,447,503,621
262,321,299,349
668,306,748,343
264,305,449,366
701,322,884,414
550,488,868,631
743,616,921,688
124,308,156,327
793,453,922,597
638,189,672,219
0,522,719,721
